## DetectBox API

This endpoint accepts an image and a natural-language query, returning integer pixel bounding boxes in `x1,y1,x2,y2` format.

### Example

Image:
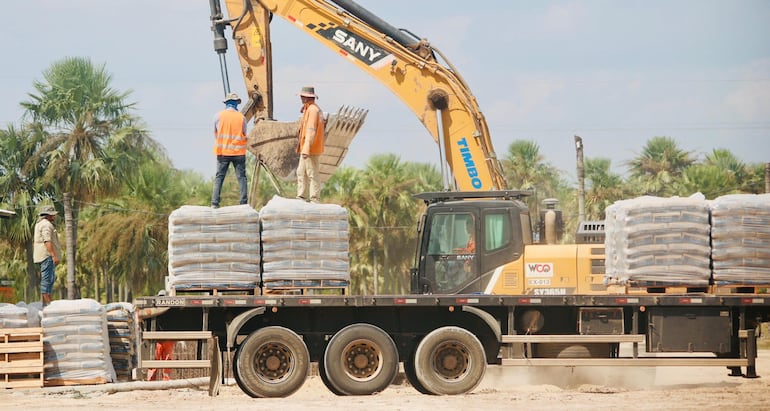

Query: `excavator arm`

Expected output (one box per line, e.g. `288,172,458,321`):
214,0,507,191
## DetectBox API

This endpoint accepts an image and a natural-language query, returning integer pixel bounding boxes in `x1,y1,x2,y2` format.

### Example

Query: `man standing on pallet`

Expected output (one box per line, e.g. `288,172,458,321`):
211,92,249,208
33,205,61,306
296,86,324,203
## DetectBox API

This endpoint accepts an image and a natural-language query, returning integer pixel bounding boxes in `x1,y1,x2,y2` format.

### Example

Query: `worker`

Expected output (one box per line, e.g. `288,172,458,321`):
457,218,476,254
211,92,248,209
296,86,325,203
33,205,62,306
147,340,176,381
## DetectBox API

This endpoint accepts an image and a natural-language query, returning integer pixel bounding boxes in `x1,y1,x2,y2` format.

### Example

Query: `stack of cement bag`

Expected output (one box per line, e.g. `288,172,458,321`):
167,205,261,291
604,194,711,286
105,302,137,382
42,299,116,385
260,196,350,285
0,303,28,328
17,301,42,327
710,193,770,285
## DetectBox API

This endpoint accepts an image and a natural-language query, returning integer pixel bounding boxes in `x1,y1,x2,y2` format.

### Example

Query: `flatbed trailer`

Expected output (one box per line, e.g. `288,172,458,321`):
134,291,770,397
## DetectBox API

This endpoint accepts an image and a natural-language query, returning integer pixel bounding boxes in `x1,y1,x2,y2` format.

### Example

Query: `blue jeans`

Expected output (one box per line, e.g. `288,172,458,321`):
39,256,55,295
211,155,248,207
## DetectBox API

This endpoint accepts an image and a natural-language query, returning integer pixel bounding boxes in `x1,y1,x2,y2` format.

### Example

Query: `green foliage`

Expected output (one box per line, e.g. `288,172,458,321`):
2,59,767,302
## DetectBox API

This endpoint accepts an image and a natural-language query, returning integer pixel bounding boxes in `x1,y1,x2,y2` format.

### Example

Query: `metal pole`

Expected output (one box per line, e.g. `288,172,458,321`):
209,0,231,95
765,162,769,194
436,109,451,191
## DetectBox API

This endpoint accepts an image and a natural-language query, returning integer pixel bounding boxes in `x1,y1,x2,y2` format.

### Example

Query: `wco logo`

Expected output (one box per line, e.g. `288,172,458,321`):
525,263,554,278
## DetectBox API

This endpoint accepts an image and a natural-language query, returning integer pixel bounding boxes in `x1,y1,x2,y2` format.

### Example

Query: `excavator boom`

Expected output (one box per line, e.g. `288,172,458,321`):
216,0,507,191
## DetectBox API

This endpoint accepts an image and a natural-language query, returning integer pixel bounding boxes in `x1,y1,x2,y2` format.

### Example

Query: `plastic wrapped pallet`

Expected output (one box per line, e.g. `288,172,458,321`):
167,204,260,292
105,302,137,382
0,303,27,328
260,196,350,285
710,193,770,285
41,299,117,385
604,194,711,286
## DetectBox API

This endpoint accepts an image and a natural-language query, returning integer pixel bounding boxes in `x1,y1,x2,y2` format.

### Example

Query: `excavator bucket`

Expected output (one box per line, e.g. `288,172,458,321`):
246,105,368,183
319,105,368,183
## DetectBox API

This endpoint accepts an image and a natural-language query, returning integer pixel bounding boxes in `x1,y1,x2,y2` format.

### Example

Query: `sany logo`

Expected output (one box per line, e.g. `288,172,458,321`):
525,263,554,278
314,25,389,66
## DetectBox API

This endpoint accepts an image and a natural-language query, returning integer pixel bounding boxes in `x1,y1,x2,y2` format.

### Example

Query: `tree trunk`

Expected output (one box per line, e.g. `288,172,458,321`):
105,268,112,303
63,192,77,299
93,266,100,303
575,135,586,223
25,240,37,303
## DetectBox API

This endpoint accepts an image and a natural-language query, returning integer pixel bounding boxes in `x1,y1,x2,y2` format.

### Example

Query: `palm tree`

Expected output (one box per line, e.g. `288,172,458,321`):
325,156,440,295
78,153,210,302
626,136,694,196
741,162,769,194
0,123,52,301
501,140,570,238
584,157,627,221
672,164,737,199
21,57,157,299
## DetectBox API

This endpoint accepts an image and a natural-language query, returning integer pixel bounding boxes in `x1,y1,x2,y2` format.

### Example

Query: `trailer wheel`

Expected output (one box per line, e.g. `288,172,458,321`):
233,326,309,398
403,349,431,394
323,323,399,395
318,355,345,396
414,326,486,395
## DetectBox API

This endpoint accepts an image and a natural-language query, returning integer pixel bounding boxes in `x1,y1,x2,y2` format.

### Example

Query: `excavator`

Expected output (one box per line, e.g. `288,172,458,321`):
207,0,602,297
209,0,605,300
209,0,507,192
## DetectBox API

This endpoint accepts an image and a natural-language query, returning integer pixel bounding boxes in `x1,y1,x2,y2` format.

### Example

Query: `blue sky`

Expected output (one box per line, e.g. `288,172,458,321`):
2,0,768,184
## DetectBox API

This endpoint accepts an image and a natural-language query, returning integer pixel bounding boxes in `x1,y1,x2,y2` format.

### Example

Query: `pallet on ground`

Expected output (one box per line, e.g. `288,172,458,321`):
0,327,44,389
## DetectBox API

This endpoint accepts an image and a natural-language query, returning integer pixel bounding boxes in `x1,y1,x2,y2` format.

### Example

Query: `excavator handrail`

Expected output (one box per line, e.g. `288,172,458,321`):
415,190,531,205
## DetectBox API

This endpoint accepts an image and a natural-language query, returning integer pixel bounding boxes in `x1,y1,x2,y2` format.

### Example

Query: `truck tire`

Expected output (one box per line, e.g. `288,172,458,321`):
233,326,310,398
318,355,345,396
403,349,431,394
322,323,399,395
413,326,486,395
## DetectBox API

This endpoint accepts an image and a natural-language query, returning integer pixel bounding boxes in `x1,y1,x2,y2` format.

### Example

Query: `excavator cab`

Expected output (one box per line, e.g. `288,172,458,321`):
411,191,532,294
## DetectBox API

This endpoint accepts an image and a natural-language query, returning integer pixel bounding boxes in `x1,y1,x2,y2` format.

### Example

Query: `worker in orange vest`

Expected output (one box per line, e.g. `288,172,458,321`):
296,86,324,203
146,340,176,381
211,92,248,208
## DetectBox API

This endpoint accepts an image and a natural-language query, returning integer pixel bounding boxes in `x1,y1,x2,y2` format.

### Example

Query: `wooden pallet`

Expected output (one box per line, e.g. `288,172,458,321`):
0,327,44,389
263,279,350,295
606,284,710,295
168,285,259,296
711,284,770,295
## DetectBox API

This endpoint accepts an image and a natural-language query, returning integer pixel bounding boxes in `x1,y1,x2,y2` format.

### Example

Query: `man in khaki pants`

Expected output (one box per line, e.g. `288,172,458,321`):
296,86,324,203
34,205,62,306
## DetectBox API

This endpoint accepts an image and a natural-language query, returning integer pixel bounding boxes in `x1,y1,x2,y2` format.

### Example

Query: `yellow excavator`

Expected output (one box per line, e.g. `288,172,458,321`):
207,0,609,297
209,0,507,192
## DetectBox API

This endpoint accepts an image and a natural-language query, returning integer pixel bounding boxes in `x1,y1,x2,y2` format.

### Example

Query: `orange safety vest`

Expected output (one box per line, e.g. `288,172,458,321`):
296,103,325,155
213,109,247,156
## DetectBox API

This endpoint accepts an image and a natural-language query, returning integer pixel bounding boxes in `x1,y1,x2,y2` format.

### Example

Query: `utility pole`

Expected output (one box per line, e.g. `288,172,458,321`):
575,136,586,223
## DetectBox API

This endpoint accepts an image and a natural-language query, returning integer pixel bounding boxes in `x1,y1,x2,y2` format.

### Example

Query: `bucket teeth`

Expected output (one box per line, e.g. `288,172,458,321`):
321,106,369,176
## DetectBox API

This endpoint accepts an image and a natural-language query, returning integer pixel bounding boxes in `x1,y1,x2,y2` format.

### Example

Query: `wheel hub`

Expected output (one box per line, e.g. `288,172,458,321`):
433,342,469,380
256,343,291,381
342,340,381,380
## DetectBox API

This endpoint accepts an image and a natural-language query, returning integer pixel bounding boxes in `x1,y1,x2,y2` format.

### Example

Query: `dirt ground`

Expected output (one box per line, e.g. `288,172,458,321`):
4,351,770,411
